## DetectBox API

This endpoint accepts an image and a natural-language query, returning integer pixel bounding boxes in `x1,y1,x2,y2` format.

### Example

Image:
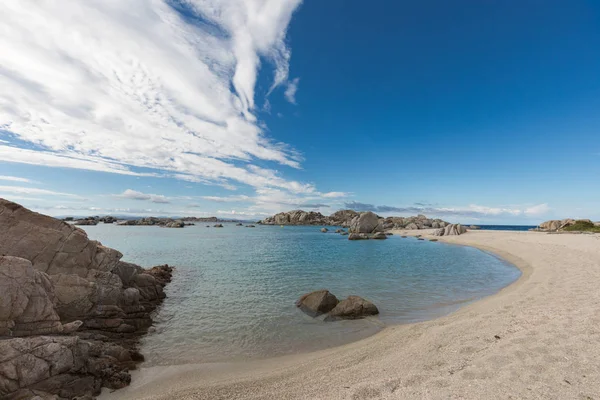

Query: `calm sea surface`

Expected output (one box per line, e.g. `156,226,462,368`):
80,223,520,366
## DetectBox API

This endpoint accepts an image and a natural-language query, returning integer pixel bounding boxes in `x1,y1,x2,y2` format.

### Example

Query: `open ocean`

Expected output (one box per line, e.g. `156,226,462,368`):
81,223,521,366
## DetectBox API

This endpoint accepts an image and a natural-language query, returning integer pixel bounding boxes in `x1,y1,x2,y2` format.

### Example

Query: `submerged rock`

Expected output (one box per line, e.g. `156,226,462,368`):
321,227,329,233
214,224,224,228
296,290,339,317
326,296,379,321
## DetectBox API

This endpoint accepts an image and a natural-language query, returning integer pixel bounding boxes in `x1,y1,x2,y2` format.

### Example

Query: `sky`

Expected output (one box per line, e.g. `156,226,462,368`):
0,0,599,224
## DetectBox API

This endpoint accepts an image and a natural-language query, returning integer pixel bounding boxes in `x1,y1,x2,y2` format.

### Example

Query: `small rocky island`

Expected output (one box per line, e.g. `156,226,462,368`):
0,199,173,399
533,218,600,233
66,215,241,228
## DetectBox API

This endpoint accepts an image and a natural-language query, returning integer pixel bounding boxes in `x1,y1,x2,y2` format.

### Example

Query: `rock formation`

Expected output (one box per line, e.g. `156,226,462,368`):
326,296,379,321
533,219,600,232
259,210,450,230
433,224,467,236
259,210,330,226
296,291,378,321
349,212,383,234
0,199,173,398
295,290,339,317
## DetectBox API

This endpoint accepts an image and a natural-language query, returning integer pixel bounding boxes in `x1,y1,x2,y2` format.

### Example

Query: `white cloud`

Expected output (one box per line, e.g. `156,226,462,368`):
284,77,300,104
524,203,551,216
321,191,349,198
0,185,82,198
0,0,307,194
0,175,37,184
117,189,170,204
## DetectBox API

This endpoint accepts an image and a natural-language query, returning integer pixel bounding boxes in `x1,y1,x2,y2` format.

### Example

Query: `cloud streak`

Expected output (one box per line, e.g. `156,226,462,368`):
0,0,306,193
343,201,551,219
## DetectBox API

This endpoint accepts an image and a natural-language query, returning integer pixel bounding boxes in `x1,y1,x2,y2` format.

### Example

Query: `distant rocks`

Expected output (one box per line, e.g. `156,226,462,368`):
74,218,97,226
433,224,467,236
259,209,451,232
246,224,256,228
236,223,243,226
259,210,330,226
296,290,379,320
214,223,224,228
164,220,184,228
533,218,600,233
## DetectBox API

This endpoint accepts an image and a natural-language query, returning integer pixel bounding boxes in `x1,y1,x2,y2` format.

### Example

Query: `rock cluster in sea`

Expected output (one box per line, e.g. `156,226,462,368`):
296,290,379,320
259,209,450,231
67,215,238,228
0,198,174,399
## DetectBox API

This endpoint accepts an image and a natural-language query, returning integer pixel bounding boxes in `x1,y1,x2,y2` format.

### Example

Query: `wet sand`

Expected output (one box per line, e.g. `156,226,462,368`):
101,230,600,399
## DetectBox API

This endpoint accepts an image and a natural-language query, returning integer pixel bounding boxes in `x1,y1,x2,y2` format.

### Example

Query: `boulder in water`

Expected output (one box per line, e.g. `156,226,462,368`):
349,212,383,233
320,228,328,233
326,296,379,320
296,290,339,317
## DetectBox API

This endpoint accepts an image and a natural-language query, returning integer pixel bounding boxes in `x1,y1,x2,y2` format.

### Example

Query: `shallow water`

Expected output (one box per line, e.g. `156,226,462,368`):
81,223,520,366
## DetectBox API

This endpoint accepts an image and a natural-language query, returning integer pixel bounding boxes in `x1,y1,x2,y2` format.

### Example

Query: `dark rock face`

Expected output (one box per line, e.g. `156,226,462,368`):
0,336,134,399
295,290,339,317
326,296,379,321
0,199,174,398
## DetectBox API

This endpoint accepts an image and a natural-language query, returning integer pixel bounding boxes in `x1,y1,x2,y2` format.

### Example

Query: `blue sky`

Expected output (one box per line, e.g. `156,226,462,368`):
0,1,598,224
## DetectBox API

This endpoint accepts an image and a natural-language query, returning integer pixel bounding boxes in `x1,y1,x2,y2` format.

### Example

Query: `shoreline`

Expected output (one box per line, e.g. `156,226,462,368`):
102,230,600,399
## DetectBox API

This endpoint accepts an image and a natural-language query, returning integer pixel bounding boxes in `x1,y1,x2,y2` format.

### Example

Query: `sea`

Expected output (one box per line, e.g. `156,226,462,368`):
80,223,521,366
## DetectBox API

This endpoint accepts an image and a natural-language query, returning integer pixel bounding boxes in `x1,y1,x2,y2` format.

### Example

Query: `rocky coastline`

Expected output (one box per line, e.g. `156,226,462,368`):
67,215,240,228
532,218,600,233
258,209,451,230
0,199,173,399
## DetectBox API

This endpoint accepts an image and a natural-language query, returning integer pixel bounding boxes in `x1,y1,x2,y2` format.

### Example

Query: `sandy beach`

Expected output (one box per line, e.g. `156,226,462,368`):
101,230,600,400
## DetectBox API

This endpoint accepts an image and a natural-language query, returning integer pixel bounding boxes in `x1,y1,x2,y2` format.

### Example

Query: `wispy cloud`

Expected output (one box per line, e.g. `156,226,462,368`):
0,0,308,194
0,185,82,198
284,77,300,104
0,175,37,184
343,201,552,219
116,189,170,204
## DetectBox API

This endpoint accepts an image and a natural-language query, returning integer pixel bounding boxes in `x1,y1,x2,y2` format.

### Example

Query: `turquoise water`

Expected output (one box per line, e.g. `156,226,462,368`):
81,223,520,366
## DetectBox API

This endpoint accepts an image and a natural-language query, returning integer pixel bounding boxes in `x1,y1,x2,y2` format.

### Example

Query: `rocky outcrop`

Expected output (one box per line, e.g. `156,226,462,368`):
259,210,330,226
433,224,467,236
328,210,359,227
0,336,135,399
0,199,174,398
74,219,97,226
296,290,339,317
326,296,379,321
259,210,451,230
163,220,184,228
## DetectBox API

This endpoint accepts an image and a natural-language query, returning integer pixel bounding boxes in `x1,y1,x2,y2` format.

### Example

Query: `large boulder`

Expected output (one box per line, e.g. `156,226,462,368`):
349,212,383,233
326,296,379,320
296,290,339,317
259,210,329,226
0,199,172,334
433,224,467,236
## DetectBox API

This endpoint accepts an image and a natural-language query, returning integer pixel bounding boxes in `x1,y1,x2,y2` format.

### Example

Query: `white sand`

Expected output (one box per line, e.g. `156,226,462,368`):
102,230,600,399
